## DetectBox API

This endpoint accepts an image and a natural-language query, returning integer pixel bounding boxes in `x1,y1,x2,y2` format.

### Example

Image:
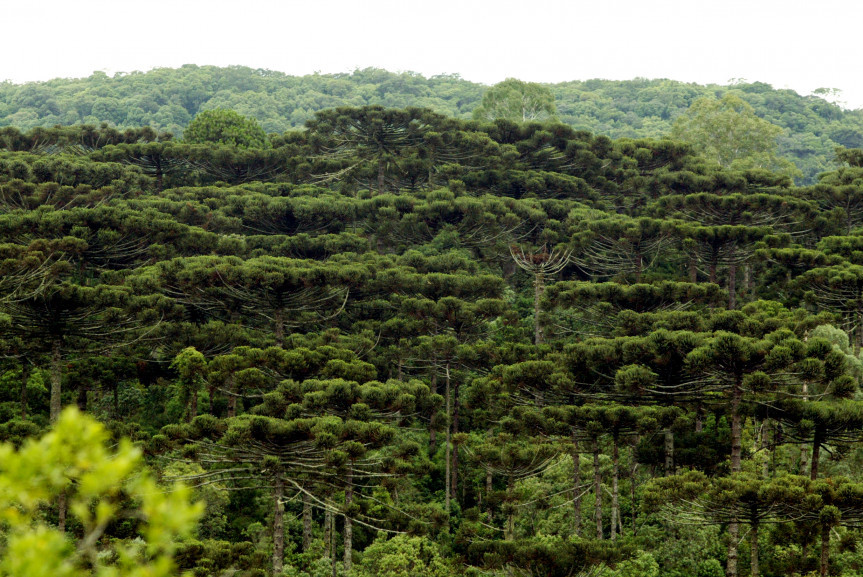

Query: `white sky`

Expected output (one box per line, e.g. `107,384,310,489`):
4,0,863,109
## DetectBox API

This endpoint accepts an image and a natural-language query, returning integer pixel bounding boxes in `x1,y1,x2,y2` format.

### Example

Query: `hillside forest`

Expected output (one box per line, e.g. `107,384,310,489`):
3,73,863,577
3,66,863,184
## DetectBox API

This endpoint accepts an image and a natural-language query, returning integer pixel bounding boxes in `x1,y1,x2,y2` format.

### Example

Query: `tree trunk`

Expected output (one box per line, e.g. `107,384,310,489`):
377,158,386,194
630,437,638,534
50,338,63,423
325,507,333,558
506,478,515,540
76,385,88,412
689,254,698,283
731,379,743,473
594,437,603,540
188,384,198,422
326,508,336,577
20,364,29,420
486,467,493,517
429,371,438,453
750,520,760,577
58,489,67,533
534,273,545,345
444,363,451,526
303,491,313,552
274,310,285,348
820,523,831,577
695,404,704,433
227,376,238,418
760,419,771,479
50,341,67,533
664,428,675,476
272,476,285,574
811,430,822,480
727,520,740,577
451,377,460,501
728,262,738,309
572,437,582,537
344,468,353,574
611,438,620,541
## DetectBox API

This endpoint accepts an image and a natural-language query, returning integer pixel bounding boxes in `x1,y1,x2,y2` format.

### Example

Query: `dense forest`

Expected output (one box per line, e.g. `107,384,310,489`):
3,65,863,183
4,99,863,577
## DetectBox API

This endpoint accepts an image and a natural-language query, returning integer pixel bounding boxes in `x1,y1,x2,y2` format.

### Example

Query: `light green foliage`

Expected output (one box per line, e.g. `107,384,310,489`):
608,551,659,577
671,93,798,177
184,108,269,148
353,534,455,577
0,407,203,577
473,79,557,123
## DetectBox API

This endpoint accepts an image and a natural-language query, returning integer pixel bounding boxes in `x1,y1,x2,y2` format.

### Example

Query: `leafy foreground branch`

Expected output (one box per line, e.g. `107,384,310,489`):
0,407,202,577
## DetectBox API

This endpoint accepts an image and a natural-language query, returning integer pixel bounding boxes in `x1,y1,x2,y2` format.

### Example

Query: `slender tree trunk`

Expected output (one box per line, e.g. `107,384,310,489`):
572,437,582,537
328,509,336,577
611,438,620,541
451,377,460,501
731,380,743,473
664,428,675,476
50,338,63,423
505,478,515,540
534,273,544,345
188,384,198,422
303,491,313,552
344,467,353,574
273,476,285,574
113,385,119,417
274,310,284,348
377,158,386,194
20,364,29,420
155,164,164,193
820,523,831,577
76,385,88,411
429,371,438,453
727,379,744,577
751,521,760,577
486,467,493,518
444,363,451,526
58,490,67,533
689,254,698,283
811,430,822,480
325,507,333,559
727,520,740,577
728,262,738,309
761,419,771,479
630,437,638,534
695,403,704,432
227,376,238,418
50,342,67,533
594,437,603,540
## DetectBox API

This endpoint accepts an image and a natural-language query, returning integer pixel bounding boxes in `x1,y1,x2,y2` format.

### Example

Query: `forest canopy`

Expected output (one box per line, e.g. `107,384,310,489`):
3,96,863,576
2,65,863,183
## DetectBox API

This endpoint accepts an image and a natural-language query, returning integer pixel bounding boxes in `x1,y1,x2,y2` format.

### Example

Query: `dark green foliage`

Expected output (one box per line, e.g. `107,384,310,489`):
3,105,863,577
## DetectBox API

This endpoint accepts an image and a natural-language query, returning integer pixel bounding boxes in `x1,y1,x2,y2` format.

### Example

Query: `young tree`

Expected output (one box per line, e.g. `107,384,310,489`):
183,108,269,149
473,79,558,123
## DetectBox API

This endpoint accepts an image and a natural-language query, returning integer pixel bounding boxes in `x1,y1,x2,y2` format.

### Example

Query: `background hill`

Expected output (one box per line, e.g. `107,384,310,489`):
2,65,863,183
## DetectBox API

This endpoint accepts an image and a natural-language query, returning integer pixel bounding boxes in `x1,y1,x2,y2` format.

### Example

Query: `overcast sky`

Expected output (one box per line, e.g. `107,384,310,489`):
5,0,862,109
